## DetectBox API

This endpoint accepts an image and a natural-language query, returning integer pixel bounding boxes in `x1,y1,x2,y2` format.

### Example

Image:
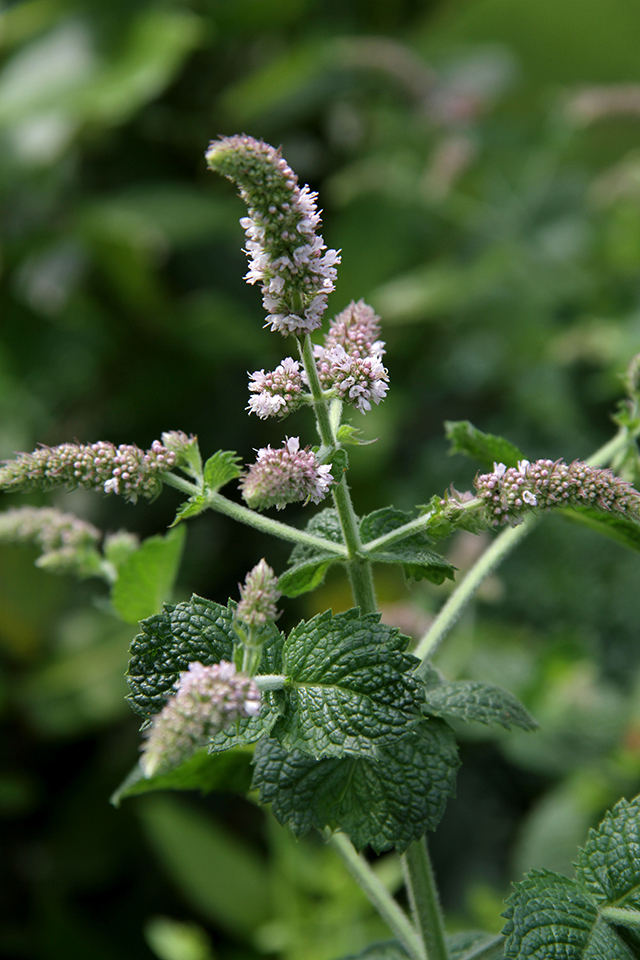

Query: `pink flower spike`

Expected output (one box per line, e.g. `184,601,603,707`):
240,438,334,511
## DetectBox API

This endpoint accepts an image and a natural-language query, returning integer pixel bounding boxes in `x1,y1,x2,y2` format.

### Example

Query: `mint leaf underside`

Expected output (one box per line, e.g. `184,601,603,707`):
280,508,345,597
273,608,423,759
422,664,537,732
203,450,242,493
560,505,640,553
360,508,455,584
444,420,524,469
253,718,459,853
110,747,254,806
503,795,640,959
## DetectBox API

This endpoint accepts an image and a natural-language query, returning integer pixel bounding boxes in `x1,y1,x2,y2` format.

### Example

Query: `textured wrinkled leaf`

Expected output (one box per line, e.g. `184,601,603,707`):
253,719,459,852
111,525,185,624
421,664,537,732
203,450,242,493
502,870,631,959
560,505,640,553
444,421,523,469
273,609,422,759
280,508,345,597
576,795,640,910
334,942,410,960
127,595,236,719
360,508,455,584
447,931,505,959
171,494,208,525
110,747,254,806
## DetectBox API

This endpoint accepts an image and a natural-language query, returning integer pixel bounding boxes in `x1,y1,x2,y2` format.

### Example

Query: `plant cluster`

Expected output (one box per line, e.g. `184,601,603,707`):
4,136,640,960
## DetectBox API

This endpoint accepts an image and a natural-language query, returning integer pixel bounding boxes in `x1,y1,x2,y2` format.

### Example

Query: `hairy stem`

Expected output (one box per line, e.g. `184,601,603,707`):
206,491,347,555
329,833,426,960
402,839,449,960
298,333,377,614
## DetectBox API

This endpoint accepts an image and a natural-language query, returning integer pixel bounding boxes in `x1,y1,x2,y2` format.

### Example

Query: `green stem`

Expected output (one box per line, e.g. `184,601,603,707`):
329,833,426,960
298,333,378,614
205,491,348,555
402,839,448,960
254,674,286,691
362,499,482,554
414,515,535,672
600,906,640,926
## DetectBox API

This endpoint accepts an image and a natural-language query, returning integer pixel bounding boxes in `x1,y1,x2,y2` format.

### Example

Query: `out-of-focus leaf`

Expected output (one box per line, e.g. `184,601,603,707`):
111,525,185,625
559,505,640,553
138,794,271,938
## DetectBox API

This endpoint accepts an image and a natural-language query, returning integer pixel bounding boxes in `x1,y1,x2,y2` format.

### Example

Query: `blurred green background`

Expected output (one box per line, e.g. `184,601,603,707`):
5,0,640,957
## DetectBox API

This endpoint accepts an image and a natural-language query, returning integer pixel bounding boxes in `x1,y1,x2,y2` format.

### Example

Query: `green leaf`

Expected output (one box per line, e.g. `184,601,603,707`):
126,595,236,719
503,796,640,958
444,421,524,469
110,747,254,806
111,525,185,625
559,505,640,553
447,931,505,959
203,450,242,493
576,795,640,909
280,509,345,598
502,870,631,959
138,795,271,939
273,609,422,759
278,556,338,598
421,664,537,732
171,494,209,526
333,942,410,959
253,718,459,853
360,508,455,585
126,596,284,753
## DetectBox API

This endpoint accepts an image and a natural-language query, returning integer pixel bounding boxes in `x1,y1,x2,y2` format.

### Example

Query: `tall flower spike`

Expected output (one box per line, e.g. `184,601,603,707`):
240,437,333,511
141,661,261,778
475,458,640,526
0,439,179,502
315,300,390,413
236,559,281,626
205,135,340,336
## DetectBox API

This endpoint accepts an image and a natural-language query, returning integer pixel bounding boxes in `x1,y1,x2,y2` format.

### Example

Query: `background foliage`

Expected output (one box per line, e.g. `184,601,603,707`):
4,0,640,957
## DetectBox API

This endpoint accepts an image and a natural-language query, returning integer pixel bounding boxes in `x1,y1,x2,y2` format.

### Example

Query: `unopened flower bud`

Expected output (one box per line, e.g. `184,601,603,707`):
236,559,280,626
141,661,261,777
240,437,333,511
475,458,640,526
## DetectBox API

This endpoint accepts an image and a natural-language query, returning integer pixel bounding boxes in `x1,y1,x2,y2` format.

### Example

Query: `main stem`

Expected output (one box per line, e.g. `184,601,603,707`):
298,333,377,615
402,839,448,960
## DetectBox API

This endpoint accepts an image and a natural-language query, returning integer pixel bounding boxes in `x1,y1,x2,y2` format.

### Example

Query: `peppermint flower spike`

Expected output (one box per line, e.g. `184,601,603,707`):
205,135,340,336
236,559,281,627
0,506,105,578
247,357,308,419
141,661,261,778
475,458,640,526
240,437,334,511
0,438,182,503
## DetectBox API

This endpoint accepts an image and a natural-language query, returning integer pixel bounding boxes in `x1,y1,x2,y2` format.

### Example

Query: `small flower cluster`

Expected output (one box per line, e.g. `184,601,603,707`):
0,506,102,575
206,135,340,336
141,661,261,777
247,357,306,419
0,439,178,502
236,559,281,626
240,437,333,511
475,458,640,526
315,300,390,413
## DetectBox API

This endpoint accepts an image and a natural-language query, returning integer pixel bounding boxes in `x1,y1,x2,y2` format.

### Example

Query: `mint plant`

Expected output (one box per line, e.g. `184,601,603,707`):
3,134,640,960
